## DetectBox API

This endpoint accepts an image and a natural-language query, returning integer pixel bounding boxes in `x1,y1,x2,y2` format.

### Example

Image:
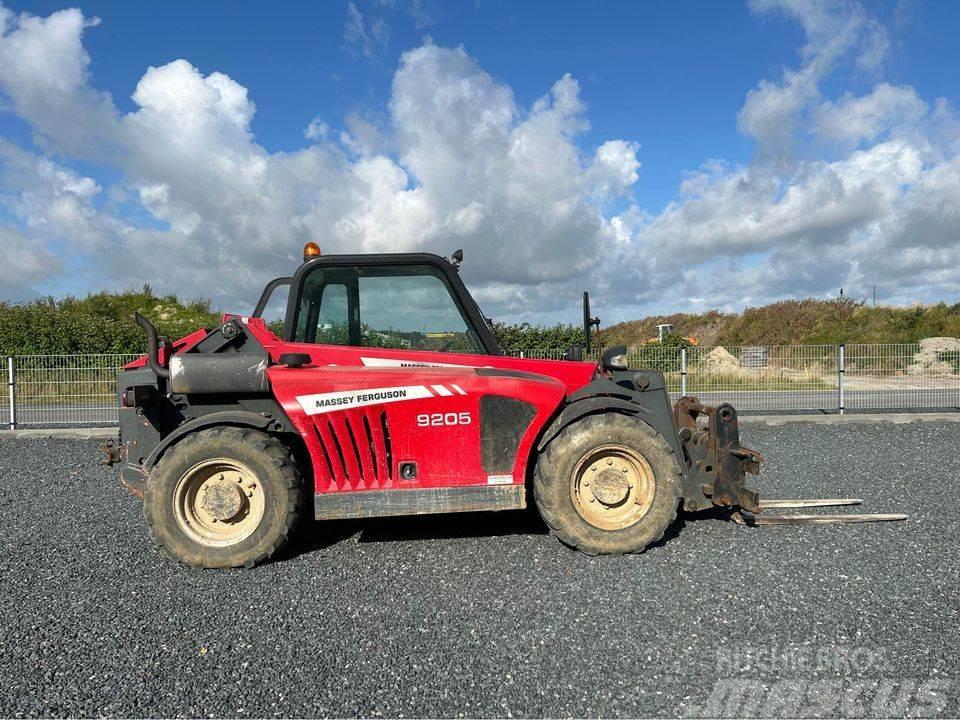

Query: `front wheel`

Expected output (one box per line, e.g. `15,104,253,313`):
144,427,304,568
533,413,681,554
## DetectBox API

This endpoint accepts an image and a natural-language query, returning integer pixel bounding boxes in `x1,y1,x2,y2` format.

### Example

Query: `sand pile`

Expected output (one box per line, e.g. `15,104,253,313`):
907,337,960,376
702,346,740,371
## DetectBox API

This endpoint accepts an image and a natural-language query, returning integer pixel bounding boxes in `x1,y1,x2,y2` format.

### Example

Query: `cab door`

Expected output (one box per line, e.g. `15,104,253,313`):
291,261,488,355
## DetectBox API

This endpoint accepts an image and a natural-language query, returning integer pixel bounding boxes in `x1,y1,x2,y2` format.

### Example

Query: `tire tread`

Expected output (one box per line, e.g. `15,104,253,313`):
533,413,680,554
144,426,304,569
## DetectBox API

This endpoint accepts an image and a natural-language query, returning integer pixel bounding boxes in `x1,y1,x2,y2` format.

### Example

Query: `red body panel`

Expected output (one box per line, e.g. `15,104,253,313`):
133,316,598,495
248,316,595,494
241,316,598,395
269,364,567,493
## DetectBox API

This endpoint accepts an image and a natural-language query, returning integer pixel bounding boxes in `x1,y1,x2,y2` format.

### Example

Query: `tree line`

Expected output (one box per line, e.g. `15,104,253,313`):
1,289,957,356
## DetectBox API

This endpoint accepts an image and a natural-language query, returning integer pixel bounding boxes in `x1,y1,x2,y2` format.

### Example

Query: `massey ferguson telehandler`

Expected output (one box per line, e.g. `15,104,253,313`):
103,244,904,568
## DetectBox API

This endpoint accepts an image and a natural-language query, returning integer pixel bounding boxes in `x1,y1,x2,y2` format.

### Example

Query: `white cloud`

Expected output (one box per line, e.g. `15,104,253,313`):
608,0,960,314
589,140,641,199
343,1,390,60
0,226,60,297
856,18,890,71
304,116,330,141
0,7,641,318
0,6,116,157
813,83,927,145
738,0,891,163
0,0,958,324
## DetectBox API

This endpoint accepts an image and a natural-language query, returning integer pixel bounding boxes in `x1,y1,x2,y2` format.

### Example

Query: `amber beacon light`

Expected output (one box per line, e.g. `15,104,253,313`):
303,242,321,261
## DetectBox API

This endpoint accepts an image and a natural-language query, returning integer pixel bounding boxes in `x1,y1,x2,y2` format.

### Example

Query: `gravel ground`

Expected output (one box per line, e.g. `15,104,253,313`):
0,422,957,718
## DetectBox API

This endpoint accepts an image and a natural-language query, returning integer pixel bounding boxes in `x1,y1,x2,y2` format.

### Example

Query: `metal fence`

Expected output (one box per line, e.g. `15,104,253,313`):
505,342,960,414
4,343,959,428
683,344,841,413
6,354,138,428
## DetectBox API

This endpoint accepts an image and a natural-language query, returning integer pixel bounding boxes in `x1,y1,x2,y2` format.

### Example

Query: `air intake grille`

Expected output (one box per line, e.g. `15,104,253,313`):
312,408,393,490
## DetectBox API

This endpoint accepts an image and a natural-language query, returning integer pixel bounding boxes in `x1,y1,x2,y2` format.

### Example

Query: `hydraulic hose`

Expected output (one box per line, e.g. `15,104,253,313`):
134,312,170,379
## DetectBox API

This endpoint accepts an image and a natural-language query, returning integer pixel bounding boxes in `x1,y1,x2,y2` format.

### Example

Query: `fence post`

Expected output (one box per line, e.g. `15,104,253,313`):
680,347,687,397
838,344,845,415
7,357,15,430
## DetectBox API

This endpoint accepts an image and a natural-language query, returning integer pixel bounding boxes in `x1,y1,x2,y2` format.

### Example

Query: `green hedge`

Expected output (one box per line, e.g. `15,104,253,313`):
0,289,220,356
0,291,591,356
491,321,585,351
605,298,960,348
3,289,957,357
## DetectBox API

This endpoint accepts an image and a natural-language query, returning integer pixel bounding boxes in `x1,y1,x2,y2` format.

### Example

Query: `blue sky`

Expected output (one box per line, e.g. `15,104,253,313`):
5,0,809,209
1,0,959,322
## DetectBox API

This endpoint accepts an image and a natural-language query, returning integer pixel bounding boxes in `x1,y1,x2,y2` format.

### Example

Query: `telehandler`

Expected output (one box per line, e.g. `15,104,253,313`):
103,244,903,567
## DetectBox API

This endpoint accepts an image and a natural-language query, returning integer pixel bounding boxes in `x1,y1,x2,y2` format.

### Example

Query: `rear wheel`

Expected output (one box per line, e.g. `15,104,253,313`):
144,427,304,568
533,413,681,554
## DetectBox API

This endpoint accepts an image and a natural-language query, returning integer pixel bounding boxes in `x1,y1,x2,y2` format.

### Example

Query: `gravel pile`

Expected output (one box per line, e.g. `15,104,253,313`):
0,423,957,717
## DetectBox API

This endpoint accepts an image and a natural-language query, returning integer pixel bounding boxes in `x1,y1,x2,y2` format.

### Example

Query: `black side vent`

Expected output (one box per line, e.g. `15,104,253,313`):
479,395,537,474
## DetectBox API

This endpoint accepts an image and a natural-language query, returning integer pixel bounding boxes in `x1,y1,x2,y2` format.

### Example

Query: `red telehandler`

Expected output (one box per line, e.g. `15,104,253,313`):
103,245,904,567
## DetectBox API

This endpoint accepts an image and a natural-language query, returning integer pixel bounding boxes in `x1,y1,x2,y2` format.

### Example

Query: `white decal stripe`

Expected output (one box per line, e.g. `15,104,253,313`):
432,384,453,396
297,385,433,416
451,384,466,395
360,356,468,368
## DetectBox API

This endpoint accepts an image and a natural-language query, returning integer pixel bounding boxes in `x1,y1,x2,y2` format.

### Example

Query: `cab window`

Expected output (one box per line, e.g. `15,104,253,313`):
294,264,483,353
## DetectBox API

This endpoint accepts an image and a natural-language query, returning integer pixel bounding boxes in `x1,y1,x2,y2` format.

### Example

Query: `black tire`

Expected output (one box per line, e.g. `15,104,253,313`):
144,426,304,568
533,413,681,554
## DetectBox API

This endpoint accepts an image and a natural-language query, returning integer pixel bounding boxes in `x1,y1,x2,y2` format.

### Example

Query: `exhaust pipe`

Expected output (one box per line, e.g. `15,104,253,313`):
134,312,169,379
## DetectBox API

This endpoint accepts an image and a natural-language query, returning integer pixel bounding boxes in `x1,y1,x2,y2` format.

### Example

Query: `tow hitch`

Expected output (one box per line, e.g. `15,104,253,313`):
674,396,907,526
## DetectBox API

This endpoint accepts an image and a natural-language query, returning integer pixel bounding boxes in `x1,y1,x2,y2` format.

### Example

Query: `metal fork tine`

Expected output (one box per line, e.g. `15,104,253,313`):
732,511,907,526
758,498,862,509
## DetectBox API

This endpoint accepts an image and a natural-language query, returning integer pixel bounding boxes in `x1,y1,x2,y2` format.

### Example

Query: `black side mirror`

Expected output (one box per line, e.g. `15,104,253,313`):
279,353,312,368
583,291,600,353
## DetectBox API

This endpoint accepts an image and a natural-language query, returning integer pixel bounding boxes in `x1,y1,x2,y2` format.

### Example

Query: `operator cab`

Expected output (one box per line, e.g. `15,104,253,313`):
254,249,501,356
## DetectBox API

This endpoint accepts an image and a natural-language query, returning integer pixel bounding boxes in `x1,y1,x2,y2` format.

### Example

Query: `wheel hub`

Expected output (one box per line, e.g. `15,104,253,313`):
570,445,655,530
592,468,630,506
201,479,244,521
173,459,265,548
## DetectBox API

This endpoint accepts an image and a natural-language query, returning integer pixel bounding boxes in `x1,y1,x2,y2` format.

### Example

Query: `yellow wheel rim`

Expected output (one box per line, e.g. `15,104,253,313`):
570,444,655,530
173,458,265,547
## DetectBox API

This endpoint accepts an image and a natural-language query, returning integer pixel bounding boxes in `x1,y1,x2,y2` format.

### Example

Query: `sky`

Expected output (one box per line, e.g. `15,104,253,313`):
0,0,959,324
